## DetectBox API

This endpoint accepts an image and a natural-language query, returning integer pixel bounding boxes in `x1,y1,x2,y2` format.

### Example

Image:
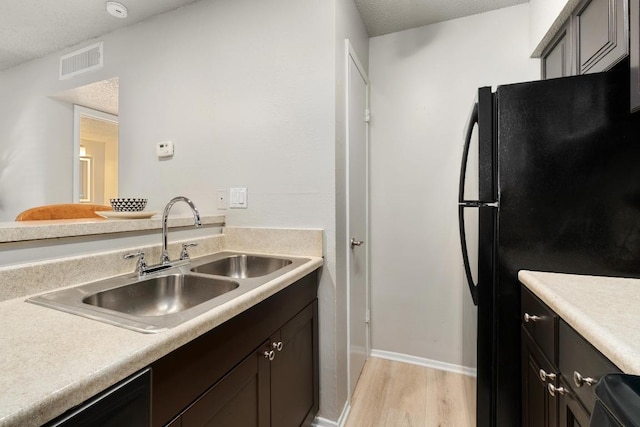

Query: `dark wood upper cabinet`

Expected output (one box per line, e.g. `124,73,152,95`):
542,24,572,79
541,0,629,81
574,0,628,74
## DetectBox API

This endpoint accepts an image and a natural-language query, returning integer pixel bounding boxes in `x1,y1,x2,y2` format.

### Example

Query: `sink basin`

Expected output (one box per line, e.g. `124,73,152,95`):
83,274,239,317
191,254,292,278
28,267,242,333
27,252,310,333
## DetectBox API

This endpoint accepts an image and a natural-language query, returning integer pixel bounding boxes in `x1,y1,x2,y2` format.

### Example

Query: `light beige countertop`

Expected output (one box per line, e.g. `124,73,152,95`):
0,214,225,243
0,227,323,427
518,270,640,375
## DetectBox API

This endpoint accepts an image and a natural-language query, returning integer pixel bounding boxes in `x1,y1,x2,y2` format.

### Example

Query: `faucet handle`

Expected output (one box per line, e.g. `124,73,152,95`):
180,243,198,260
124,251,147,275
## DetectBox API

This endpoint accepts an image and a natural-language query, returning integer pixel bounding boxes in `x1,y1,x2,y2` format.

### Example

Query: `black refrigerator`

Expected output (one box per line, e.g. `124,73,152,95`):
458,66,640,427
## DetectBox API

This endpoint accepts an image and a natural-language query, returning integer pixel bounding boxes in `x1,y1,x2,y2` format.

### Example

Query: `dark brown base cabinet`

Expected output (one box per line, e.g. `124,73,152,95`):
520,286,621,427
152,270,319,427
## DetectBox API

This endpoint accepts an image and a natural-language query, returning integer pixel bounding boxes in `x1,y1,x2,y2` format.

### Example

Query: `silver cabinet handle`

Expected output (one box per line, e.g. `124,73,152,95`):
350,238,364,248
548,383,568,397
573,371,597,388
524,313,541,323
272,341,283,352
539,369,556,383
263,350,275,361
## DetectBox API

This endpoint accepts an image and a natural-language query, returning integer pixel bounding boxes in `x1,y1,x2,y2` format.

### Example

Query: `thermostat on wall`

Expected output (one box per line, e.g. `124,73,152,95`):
157,141,174,158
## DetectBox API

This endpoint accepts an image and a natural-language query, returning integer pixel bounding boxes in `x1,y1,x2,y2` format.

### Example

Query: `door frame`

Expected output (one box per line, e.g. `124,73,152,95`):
345,39,370,399
72,105,118,203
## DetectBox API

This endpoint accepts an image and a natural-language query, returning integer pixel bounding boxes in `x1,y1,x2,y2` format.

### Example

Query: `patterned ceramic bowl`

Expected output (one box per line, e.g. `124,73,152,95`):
110,198,148,212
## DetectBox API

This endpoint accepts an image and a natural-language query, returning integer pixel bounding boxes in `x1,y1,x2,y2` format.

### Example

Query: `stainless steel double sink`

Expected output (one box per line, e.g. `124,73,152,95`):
27,252,308,333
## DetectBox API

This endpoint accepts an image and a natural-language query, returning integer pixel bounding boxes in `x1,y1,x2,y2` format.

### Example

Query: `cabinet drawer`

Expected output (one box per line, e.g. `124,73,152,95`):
559,320,621,414
521,287,558,365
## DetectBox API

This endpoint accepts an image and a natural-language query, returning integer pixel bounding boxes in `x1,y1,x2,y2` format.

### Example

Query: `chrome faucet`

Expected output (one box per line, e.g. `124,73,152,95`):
161,196,202,264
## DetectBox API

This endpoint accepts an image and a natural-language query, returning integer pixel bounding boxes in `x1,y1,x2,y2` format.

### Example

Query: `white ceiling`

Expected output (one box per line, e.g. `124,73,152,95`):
0,0,528,71
0,0,202,71
355,0,529,37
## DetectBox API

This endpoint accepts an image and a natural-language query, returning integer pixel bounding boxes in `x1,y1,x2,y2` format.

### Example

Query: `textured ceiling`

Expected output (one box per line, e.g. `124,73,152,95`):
53,78,120,115
0,0,202,71
354,0,529,37
81,115,119,144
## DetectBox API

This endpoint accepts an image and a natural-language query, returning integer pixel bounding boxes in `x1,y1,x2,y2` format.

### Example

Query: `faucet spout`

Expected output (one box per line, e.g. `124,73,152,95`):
161,196,201,264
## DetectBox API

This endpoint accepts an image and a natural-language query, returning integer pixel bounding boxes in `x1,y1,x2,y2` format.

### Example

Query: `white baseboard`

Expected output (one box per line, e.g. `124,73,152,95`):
370,349,477,377
312,400,350,427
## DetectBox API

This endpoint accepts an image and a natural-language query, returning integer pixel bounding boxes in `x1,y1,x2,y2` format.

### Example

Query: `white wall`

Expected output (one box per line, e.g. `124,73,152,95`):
0,65,75,220
528,0,571,55
368,4,539,370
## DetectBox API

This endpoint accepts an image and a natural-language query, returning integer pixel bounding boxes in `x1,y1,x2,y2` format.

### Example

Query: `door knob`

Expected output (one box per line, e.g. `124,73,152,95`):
350,238,364,248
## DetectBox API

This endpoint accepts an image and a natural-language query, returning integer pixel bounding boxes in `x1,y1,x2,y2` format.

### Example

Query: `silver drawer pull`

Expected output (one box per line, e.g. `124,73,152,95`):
548,383,568,397
573,371,597,388
539,369,556,383
524,313,541,323
263,350,275,361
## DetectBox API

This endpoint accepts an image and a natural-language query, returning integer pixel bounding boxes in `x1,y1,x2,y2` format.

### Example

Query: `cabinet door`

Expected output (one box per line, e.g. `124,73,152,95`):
543,24,572,79
522,328,558,427
181,345,271,427
557,379,591,427
631,0,640,112
575,0,628,74
270,301,319,427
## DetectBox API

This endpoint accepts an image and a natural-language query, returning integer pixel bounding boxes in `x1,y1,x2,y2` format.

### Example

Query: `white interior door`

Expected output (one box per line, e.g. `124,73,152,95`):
346,40,369,398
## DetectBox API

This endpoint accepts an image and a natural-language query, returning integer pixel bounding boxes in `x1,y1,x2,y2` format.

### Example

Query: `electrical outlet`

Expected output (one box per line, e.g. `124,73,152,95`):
216,189,227,209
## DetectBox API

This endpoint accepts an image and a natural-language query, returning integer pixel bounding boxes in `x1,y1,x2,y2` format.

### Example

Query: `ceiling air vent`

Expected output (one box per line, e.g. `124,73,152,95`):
60,42,103,80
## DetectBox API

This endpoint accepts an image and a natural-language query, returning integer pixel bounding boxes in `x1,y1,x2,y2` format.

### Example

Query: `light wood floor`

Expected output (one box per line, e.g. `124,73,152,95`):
345,357,476,427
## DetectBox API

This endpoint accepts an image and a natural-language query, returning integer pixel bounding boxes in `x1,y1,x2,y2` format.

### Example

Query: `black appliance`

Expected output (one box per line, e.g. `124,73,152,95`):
458,66,640,426
591,374,640,427
44,368,151,426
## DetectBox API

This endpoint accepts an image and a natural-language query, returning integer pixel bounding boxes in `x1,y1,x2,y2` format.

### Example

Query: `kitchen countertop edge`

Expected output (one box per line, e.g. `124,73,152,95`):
0,255,323,427
518,270,640,375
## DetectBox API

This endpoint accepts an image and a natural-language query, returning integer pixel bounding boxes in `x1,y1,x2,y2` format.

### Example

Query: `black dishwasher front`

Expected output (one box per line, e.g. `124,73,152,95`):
44,368,151,427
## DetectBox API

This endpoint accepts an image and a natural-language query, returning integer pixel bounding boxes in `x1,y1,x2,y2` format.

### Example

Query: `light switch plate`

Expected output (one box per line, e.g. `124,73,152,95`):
229,187,247,209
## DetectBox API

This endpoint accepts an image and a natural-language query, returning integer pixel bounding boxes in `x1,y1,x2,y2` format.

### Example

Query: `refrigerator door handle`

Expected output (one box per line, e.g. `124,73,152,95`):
458,101,478,205
458,101,480,306
459,205,479,306
459,201,498,208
